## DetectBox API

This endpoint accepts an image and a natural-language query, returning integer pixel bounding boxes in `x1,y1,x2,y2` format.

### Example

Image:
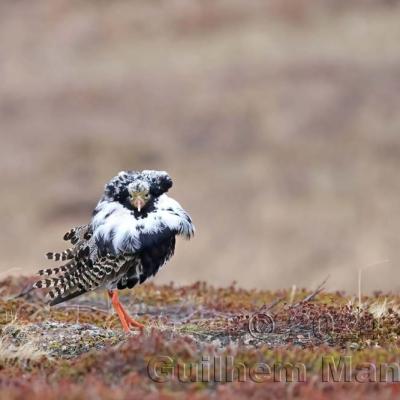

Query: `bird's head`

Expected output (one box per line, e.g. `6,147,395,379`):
103,170,173,208
127,181,151,212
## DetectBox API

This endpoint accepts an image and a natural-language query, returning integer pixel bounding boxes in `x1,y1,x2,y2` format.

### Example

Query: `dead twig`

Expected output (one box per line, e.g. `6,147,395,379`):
258,296,285,313
11,285,35,300
291,276,330,308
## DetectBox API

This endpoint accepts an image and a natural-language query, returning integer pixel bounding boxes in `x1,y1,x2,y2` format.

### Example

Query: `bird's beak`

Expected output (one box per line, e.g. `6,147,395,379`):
133,196,145,212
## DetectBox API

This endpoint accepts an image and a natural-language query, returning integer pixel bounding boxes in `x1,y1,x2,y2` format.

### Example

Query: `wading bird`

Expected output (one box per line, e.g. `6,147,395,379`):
33,170,195,332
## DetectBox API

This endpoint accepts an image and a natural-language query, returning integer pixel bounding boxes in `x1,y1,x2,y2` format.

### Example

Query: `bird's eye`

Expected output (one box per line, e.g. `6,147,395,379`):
144,193,150,199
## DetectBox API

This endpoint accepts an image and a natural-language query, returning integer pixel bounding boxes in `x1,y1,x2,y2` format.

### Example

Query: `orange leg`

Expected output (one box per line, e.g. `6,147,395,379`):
108,290,144,332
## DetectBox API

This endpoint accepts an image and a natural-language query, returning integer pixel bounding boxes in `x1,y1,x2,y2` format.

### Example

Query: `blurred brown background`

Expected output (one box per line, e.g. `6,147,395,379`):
1,0,400,294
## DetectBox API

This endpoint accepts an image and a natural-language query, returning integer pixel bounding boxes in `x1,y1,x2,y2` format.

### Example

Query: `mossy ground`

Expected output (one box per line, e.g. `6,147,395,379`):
1,276,400,399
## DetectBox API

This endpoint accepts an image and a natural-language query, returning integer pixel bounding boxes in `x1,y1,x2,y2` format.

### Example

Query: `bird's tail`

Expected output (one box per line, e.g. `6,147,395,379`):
45,248,75,261
37,259,76,276
33,258,98,300
63,225,92,245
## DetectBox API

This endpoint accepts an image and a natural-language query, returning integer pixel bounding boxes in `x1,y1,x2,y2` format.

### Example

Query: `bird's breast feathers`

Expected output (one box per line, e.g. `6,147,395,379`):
91,194,194,256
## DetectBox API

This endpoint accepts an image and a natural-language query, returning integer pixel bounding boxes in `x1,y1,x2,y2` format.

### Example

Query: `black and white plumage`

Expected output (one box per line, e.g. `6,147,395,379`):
33,170,194,326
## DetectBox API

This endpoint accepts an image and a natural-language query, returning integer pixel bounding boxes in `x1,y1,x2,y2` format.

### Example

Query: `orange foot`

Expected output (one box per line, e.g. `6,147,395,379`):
108,290,144,333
